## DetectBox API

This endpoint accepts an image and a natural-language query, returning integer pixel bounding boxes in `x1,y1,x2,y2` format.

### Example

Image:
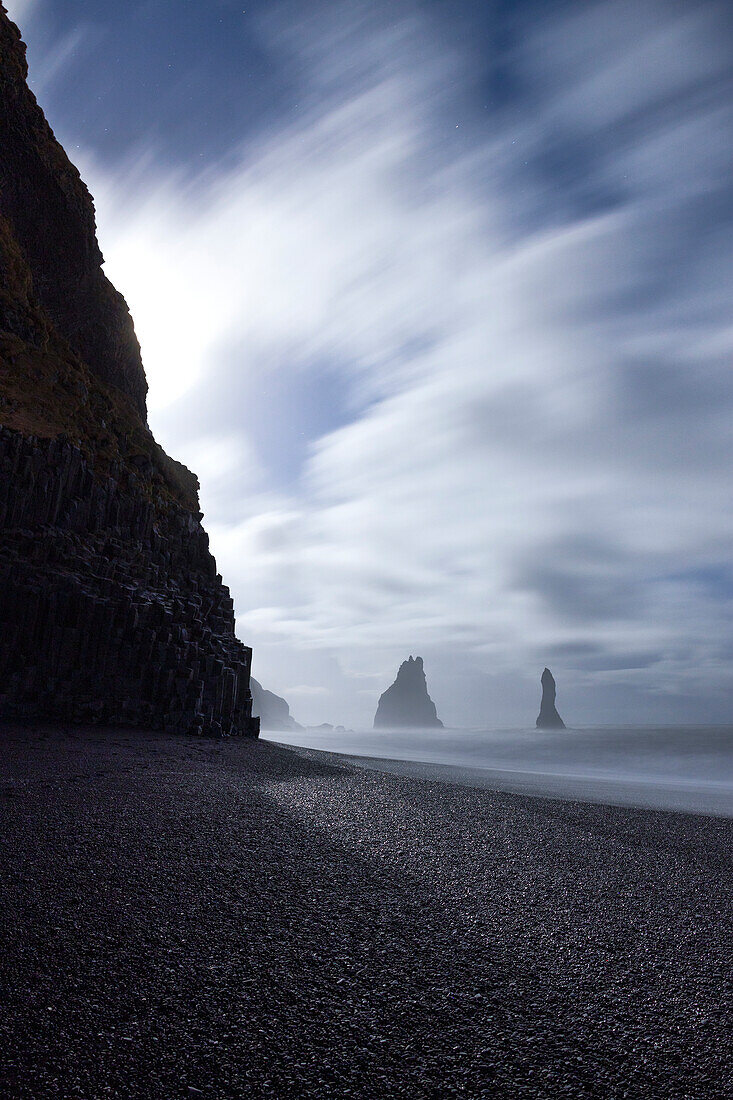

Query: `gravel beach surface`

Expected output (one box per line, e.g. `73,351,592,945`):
1,722,731,1099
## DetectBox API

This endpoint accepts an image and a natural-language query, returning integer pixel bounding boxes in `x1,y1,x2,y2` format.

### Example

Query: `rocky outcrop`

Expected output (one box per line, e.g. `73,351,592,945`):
374,656,443,729
0,8,258,736
0,425,258,736
536,667,565,729
0,8,147,415
250,678,300,732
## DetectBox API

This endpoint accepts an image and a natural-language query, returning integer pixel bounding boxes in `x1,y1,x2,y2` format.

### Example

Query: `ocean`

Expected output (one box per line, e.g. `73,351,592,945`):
261,723,733,816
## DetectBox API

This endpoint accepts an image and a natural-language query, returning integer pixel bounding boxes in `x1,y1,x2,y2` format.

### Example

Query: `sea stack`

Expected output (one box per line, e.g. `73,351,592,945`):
374,656,443,729
536,667,566,729
0,10,258,736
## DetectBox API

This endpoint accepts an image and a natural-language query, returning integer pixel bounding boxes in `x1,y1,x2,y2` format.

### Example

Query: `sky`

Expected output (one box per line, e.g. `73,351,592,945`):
7,0,733,728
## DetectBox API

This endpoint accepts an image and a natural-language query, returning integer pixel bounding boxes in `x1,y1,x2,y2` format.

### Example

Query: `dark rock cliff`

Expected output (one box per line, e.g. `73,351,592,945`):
374,656,443,729
536,667,565,729
0,7,258,736
0,8,147,416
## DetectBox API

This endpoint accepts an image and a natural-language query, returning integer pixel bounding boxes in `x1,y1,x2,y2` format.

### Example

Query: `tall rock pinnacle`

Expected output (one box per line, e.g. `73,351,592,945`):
374,656,443,729
536,668,566,729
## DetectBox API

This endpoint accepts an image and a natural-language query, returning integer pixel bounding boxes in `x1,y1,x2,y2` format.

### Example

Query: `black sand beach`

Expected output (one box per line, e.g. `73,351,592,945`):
1,723,731,1099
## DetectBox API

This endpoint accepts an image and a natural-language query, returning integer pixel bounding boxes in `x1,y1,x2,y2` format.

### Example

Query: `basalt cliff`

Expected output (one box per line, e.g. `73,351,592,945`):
374,656,443,729
0,8,258,736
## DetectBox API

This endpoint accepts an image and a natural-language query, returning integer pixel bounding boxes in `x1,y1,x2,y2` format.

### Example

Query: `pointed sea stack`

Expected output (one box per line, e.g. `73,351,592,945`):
536,667,566,729
0,9,258,736
374,656,443,729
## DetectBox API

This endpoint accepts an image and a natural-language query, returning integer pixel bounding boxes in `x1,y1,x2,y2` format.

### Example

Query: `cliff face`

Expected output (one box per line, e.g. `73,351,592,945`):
0,7,258,736
0,9,147,416
374,656,443,729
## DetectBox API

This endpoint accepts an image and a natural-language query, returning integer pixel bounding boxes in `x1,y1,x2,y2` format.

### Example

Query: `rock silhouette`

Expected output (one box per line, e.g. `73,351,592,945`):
536,668,566,729
0,9,258,736
250,679,300,732
374,656,443,729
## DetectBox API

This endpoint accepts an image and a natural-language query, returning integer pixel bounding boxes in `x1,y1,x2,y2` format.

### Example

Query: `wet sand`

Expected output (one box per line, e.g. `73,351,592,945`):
1,722,731,1098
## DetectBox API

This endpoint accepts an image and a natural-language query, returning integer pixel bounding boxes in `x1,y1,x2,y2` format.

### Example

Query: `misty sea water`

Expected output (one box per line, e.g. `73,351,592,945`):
261,724,733,817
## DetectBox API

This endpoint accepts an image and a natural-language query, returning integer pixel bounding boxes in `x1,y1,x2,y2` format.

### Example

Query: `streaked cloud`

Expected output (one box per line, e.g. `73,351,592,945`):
16,0,733,725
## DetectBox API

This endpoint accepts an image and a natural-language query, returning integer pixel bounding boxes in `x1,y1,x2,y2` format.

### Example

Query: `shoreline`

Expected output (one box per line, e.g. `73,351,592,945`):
262,734,733,818
1,722,731,1097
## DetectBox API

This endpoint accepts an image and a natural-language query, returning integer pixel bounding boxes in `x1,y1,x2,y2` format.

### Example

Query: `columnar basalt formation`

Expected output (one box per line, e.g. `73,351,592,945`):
0,7,258,736
536,667,566,729
374,656,443,729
